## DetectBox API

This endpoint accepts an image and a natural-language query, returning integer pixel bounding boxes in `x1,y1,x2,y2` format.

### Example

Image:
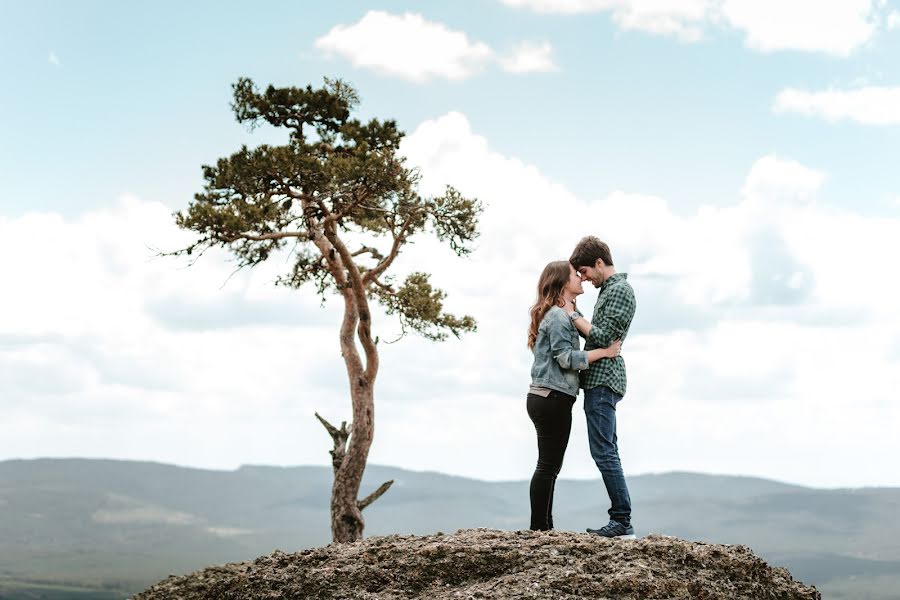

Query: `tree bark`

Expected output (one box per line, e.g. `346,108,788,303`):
320,336,395,541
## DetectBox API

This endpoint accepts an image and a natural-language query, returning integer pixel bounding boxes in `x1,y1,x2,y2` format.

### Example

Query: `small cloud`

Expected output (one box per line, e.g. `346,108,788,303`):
498,41,558,73
773,86,900,126
48,52,60,67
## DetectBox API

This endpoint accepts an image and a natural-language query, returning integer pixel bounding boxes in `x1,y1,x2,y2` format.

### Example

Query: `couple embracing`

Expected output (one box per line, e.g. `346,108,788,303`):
526,236,636,539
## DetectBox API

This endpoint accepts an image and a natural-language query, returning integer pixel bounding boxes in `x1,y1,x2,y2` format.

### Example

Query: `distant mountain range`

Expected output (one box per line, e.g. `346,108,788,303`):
1,459,898,599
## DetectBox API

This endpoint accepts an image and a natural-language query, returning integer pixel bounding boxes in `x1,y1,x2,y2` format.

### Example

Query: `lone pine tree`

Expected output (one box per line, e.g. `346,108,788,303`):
169,77,481,542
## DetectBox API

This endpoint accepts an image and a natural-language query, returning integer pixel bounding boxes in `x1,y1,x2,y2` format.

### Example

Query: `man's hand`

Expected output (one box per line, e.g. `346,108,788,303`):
563,299,576,316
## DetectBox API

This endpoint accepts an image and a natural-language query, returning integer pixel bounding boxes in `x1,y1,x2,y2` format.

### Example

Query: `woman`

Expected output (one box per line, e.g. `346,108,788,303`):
527,260,621,531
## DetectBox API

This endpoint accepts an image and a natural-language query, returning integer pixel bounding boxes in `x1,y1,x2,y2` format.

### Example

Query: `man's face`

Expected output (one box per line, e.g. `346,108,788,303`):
576,262,604,288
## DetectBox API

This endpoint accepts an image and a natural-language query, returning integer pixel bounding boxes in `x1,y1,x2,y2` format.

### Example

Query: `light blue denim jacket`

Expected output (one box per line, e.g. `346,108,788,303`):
530,306,589,397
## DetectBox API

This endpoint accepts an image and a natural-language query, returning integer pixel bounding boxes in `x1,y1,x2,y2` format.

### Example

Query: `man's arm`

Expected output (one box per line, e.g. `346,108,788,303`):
571,286,635,347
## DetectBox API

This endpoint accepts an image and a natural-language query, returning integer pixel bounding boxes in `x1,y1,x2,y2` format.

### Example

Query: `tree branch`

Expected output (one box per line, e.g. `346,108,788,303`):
220,230,308,243
153,240,215,267
358,480,394,511
362,213,417,285
353,203,393,214
326,187,373,224
301,190,335,223
351,246,384,260
315,412,350,474
302,197,347,289
371,277,395,294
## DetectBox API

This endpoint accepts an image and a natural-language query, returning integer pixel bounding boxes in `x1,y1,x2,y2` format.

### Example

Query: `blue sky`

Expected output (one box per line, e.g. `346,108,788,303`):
2,1,900,488
5,0,899,216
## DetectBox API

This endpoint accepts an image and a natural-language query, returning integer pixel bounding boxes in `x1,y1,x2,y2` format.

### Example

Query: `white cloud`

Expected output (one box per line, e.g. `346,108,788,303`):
500,0,882,55
501,0,711,41
773,86,900,125
314,11,556,81
0,196,348,467
613,2,710,41
4,117,900,488
740,155,825,205
48,51,60,67
720,0,876,56
498,41,558,73
888,10,900,29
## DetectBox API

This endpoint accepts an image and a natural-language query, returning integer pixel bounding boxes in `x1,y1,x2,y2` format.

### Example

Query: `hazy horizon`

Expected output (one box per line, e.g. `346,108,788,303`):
2,456,893,491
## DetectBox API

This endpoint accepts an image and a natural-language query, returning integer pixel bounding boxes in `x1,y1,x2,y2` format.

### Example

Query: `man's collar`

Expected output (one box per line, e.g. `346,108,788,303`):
601,272,627,289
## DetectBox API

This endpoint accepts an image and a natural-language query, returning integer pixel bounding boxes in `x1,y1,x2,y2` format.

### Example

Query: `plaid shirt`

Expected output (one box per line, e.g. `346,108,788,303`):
580,273,636,396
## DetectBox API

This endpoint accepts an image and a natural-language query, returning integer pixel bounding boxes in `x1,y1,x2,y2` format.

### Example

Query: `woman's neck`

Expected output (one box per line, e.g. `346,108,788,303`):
560,291,577,307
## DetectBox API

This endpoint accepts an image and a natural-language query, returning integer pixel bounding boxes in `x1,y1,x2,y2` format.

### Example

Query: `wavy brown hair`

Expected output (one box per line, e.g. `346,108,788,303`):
527,260,573,349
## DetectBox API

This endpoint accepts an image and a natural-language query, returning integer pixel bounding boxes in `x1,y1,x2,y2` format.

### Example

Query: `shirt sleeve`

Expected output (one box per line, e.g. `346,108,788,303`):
585,285,635,348
548,311,590,371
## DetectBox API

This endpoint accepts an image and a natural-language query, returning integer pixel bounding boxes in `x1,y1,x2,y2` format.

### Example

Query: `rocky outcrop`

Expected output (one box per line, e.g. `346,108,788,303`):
133,528,820,599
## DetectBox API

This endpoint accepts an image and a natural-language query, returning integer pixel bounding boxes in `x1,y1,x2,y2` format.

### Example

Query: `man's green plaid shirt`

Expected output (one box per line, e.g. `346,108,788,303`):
580,273,636,396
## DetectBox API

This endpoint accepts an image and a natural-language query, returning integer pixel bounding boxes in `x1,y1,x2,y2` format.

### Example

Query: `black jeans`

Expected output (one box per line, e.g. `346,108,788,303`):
527,390,576,531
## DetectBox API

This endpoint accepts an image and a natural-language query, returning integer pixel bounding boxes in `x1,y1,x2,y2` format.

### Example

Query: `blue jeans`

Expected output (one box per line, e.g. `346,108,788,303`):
584,385,631,526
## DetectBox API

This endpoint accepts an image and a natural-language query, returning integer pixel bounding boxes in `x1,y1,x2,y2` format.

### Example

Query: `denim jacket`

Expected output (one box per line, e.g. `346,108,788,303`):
530,306,589,397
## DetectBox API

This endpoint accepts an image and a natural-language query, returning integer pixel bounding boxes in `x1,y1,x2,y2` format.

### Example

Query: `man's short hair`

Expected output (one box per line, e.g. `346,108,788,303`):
570,236,614,268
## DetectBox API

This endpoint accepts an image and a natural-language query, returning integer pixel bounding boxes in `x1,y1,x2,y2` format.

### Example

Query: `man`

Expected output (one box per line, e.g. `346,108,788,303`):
564,236,636,539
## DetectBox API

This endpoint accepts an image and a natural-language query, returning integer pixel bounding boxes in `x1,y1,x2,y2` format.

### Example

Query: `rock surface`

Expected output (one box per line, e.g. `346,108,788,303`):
132,528,821,599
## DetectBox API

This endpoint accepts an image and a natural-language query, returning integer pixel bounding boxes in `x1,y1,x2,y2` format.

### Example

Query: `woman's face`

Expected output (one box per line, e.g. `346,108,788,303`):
565,264,584,297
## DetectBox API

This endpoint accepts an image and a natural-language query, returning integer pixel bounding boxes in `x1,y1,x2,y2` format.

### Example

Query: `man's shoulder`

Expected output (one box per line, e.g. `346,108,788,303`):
600,276,635,315
606,274,635,296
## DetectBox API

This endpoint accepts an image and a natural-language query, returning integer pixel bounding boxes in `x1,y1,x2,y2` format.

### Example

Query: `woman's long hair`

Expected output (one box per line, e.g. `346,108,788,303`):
527,261,573,349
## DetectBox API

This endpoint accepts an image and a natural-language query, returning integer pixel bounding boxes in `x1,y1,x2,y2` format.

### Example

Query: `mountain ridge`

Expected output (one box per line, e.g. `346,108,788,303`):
2,458,898,599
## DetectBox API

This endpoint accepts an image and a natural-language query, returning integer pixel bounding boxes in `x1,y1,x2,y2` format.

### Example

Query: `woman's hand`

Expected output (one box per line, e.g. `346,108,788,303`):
607,339,622,358
585,339,622,364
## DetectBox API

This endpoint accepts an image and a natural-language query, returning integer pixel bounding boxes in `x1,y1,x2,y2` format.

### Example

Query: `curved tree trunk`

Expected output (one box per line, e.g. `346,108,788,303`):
313,222,393,542
330,383,373,541
319,324,392,542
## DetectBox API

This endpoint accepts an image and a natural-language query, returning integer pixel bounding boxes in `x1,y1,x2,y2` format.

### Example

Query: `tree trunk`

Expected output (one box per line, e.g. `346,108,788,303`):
317,300,392,543
310,215,392,543
330,386,372,541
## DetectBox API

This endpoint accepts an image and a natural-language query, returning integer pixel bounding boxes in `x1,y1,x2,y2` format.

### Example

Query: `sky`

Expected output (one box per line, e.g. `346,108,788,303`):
2,0,900,489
